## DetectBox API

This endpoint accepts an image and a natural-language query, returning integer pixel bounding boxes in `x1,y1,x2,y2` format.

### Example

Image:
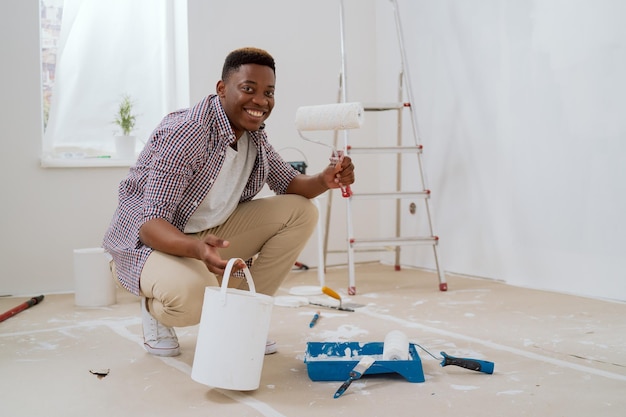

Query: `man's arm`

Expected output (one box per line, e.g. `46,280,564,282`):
139,218,238,275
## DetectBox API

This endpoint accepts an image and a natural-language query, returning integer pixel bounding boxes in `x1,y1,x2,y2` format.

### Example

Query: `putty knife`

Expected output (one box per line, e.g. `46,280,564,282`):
308,286,363,312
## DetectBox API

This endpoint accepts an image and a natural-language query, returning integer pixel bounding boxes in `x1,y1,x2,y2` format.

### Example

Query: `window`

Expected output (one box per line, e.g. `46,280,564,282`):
40,0,189,165
40,0,63,132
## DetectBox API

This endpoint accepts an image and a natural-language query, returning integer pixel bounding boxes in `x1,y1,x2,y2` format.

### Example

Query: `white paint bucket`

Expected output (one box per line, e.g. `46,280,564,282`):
191,258,274,390
73,248,116,307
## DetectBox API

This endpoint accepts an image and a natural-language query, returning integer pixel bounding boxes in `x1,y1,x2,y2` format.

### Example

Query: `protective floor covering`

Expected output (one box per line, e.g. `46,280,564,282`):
1,263,625,416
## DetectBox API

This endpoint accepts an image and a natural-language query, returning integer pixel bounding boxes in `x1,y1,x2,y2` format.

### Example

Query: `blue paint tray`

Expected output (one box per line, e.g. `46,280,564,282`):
304,341,425,383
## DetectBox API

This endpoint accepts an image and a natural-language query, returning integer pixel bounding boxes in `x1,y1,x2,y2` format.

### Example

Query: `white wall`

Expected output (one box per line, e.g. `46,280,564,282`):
383,0,626,300
1,0,624,302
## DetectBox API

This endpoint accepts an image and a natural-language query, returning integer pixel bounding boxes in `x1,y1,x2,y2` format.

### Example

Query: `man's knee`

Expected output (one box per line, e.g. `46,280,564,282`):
156,283,205,327
285,194,319,229
149,266,211,327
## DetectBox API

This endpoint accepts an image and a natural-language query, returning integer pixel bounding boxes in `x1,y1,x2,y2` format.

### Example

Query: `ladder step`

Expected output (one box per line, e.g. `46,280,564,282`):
363,102,410,111
326,248,384,254
351,191,430,200
347,145,422,154
350,236,439,248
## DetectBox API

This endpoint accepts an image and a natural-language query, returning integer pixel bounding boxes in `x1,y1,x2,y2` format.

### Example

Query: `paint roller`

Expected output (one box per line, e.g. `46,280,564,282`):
295,102,364,197
0,295,44,323
385,331,495,374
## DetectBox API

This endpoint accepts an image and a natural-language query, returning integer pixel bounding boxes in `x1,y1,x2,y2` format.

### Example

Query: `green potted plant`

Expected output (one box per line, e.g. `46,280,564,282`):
113,94,138,159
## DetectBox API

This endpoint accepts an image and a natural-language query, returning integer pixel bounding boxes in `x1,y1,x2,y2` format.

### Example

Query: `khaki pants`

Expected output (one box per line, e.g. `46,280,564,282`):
138,194,318,328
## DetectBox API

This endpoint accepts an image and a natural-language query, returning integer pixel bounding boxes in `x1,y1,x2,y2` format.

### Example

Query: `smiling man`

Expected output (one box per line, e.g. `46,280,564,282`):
103,47,355,357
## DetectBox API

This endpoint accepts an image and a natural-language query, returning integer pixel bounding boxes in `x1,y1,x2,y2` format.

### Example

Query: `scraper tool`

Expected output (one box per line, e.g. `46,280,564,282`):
308,286,363,312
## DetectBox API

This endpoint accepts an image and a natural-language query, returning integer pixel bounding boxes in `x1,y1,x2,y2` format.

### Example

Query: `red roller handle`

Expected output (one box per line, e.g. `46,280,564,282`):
0,295,45,323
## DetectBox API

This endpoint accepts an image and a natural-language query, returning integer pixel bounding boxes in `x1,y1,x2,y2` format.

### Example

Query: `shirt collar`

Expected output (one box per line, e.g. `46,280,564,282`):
210,94,266,146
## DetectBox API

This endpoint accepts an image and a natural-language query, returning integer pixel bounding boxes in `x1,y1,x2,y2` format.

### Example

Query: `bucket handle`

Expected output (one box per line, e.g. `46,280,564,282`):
220,258,257,305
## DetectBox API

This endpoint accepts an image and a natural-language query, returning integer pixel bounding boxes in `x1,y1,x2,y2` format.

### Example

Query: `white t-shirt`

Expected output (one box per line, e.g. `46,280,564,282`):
184,133,256,233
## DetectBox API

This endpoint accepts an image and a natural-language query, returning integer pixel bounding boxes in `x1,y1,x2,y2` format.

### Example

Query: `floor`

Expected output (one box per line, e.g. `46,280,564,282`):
1,263,625,417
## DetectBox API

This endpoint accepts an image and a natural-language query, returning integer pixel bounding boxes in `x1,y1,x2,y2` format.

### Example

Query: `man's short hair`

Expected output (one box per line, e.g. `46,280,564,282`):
222,47,275,81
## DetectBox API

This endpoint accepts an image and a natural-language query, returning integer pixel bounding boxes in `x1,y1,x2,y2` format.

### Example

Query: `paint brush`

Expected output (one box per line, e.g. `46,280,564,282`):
333,355,375,398
309,311,321,328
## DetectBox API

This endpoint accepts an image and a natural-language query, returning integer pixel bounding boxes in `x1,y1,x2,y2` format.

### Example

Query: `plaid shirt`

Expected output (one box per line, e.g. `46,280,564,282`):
103,94,299,295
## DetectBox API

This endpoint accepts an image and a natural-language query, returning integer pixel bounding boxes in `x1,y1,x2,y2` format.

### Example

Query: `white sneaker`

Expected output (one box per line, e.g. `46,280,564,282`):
265,340,277,355
141,297,180,357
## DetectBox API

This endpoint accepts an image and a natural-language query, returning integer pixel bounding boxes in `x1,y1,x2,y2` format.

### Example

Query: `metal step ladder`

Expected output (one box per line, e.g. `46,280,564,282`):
326,0,447,295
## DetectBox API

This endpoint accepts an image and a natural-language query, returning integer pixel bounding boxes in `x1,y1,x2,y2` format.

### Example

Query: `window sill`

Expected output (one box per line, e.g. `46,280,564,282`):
40,155,135,168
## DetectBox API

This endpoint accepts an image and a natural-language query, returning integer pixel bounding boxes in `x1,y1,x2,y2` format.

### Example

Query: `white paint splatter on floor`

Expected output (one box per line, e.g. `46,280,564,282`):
497,390,524,395
313,325,370,341
450,384,479,391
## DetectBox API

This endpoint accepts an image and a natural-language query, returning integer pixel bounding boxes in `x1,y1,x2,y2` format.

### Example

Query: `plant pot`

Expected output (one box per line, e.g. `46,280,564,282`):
114,135,136,159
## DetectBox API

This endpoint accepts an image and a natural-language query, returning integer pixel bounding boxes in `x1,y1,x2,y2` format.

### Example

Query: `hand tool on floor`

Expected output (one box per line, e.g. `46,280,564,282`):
0,295,45,323
333,355,375,398
309,286,355,312
309,311,321,328
415,343,494,374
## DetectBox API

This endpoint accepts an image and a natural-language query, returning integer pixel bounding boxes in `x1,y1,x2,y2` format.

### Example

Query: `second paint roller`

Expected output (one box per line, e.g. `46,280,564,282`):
389,331,495,374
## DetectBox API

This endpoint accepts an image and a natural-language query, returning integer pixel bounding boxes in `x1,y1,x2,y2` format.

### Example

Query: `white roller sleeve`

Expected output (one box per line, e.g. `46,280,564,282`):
295,102,364,131
382,330,410,361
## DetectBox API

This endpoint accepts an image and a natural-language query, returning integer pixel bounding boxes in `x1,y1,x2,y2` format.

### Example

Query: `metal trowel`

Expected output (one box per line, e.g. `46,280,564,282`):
308,286,363,312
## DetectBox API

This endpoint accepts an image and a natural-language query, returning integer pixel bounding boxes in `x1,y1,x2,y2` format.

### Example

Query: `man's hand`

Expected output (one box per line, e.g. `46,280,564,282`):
139,219,245,276
197,235,245,275
285,154,356,199
322,154,355,190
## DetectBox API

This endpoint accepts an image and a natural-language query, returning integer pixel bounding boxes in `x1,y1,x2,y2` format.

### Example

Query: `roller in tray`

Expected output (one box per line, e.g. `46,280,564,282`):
304,341,425,383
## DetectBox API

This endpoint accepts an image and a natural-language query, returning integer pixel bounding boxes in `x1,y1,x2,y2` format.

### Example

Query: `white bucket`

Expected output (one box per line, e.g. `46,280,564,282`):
73,248,117,307
191,258,274,390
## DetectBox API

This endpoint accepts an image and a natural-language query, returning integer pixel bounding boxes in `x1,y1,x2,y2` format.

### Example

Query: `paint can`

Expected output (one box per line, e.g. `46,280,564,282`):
191,258,274,390
73,248,117,307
